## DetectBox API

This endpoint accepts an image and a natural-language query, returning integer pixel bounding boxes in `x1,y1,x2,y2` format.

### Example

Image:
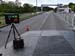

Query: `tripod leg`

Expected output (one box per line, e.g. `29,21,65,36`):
13,24,21,38
12,25,16,40
5,26,12,48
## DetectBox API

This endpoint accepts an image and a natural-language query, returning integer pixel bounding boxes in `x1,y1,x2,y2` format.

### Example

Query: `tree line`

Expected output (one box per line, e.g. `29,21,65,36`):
0,1,53,13
68,2,75,12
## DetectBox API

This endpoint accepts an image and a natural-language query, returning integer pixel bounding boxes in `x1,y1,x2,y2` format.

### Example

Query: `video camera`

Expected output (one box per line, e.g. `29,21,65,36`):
5,13,19,24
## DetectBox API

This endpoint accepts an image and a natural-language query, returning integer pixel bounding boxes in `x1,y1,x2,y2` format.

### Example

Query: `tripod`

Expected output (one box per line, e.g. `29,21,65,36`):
5,23,22,48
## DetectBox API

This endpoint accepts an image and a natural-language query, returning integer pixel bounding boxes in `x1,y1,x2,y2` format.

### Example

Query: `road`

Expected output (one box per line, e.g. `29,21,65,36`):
0,11,72,48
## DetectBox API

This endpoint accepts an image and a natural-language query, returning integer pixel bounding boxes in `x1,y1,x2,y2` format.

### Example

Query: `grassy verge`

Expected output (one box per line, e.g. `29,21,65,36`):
0,17,6,27
20,13,36,21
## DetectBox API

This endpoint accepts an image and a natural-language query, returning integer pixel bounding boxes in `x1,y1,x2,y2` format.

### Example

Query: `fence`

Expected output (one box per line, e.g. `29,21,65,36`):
55,12,75,30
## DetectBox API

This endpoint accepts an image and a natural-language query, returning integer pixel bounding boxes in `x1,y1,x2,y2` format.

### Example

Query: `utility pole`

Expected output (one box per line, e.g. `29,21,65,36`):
36,0,37,13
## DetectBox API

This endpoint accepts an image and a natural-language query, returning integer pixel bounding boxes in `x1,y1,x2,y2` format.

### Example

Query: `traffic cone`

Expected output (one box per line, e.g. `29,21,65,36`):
25,25,30,31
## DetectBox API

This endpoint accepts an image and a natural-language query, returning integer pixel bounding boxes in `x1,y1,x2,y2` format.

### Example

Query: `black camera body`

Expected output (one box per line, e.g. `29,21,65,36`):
5,13,19,24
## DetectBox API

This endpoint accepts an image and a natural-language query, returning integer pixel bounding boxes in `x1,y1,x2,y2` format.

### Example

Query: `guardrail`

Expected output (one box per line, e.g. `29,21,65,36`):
55,12,75,30
58,12,75,30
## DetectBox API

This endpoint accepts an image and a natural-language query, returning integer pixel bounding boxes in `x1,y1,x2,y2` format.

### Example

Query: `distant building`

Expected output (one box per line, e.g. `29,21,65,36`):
57,5,71,13
15,0,21,7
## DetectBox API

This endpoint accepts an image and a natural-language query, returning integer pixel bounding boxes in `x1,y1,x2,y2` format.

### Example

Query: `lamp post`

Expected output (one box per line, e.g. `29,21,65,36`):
36,0,37,13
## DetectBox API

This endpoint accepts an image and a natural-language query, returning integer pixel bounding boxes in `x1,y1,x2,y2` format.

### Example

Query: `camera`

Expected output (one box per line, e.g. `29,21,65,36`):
5,13,19,24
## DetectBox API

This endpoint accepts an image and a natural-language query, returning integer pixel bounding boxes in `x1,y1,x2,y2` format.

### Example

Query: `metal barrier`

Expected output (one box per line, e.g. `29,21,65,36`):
72,14,75,29
55,12,75,30
61,13,75,30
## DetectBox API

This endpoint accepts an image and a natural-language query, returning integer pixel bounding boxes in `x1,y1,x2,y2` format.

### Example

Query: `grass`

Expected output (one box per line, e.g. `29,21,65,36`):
0,13,40,27
0,17,6,27
20,13,35,20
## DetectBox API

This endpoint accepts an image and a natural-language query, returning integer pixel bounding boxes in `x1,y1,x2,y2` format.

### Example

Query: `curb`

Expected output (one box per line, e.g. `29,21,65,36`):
0,25,8,28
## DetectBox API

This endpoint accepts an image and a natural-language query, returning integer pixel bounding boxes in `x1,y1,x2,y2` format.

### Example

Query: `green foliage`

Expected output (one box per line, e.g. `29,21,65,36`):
68,2,75,12
23,3,34,12
0,1,54,13
69,3,73,8
0,1,34,13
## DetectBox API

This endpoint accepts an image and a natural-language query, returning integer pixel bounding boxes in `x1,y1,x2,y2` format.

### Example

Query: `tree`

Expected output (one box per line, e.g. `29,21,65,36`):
0,1,43,13
23,3,34,12
68,2,75,12
69,2,73,8
8,1,15,6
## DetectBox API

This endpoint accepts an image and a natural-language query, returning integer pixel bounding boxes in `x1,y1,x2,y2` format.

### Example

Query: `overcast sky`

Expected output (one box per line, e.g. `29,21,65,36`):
4,0,75,6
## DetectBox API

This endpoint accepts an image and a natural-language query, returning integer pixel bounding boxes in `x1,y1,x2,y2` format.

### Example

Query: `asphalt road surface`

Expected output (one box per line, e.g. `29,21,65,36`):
0,11,72,48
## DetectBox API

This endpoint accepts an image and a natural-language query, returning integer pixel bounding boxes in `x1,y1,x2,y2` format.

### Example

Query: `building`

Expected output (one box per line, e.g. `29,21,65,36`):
56,5,71,13
15,0,21,7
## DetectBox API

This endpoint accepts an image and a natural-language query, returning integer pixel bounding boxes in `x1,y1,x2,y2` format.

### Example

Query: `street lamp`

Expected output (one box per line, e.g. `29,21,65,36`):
36,0,37,13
